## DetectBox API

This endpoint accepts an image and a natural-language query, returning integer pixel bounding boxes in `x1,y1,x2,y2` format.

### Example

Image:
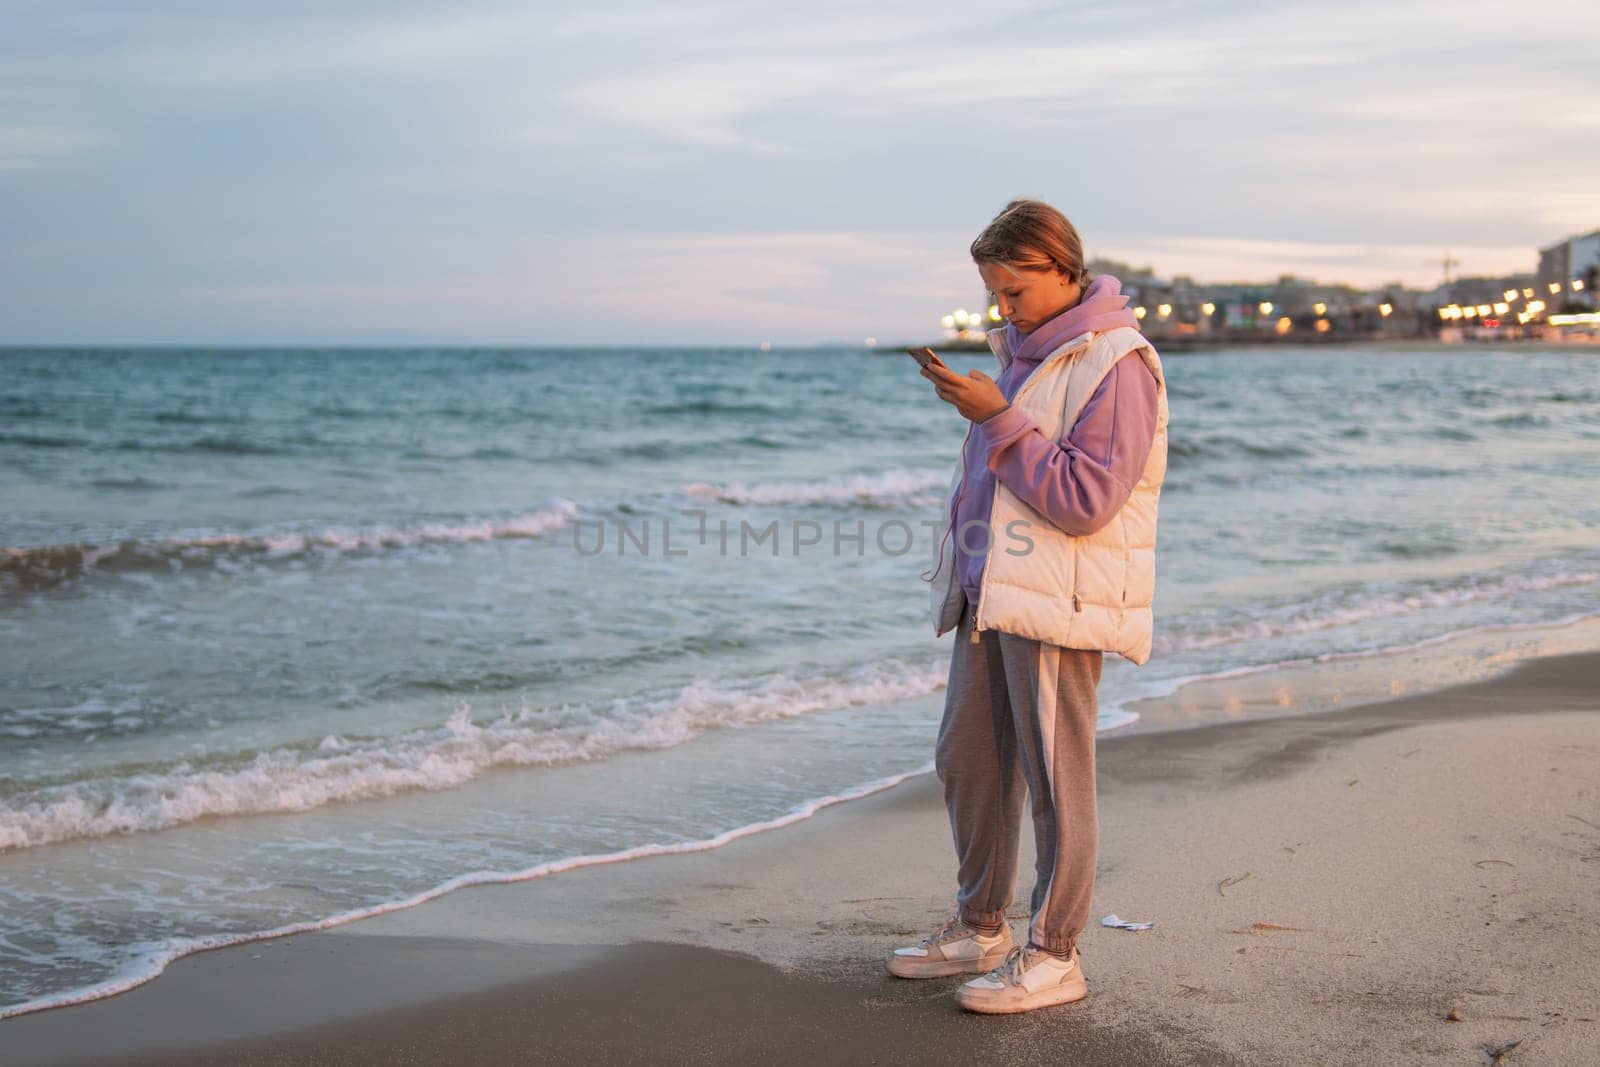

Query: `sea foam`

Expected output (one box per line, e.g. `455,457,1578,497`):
0,658,947,854
1156,560,1599,655
683,468,948,508
0,501,579,592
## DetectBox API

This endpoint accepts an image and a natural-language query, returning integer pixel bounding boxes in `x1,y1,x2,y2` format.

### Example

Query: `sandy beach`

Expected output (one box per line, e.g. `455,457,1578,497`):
4,647,1595,1065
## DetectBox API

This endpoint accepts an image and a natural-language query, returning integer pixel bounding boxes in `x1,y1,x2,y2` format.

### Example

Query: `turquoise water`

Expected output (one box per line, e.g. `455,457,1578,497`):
2,343,1598,1012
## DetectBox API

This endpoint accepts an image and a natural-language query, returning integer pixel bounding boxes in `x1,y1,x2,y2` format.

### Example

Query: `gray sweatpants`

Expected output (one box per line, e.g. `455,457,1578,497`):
934,598,1104,956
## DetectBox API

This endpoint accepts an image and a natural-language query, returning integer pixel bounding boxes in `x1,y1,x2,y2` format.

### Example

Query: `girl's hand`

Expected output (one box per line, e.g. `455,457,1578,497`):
922,363,1009,423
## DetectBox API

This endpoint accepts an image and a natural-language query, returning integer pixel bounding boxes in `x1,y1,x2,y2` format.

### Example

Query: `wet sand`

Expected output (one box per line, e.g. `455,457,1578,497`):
7,651,1599,1065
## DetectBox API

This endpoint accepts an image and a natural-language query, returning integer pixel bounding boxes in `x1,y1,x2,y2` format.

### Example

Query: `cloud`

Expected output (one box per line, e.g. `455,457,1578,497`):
0,7,549,91
0,123,93,171
561,60,839,154
0,0,1596,342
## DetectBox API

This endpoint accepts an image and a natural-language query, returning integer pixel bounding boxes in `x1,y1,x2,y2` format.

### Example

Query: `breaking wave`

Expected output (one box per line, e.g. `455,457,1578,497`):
0,502,579,594
683,468,948,508
0,657,946,853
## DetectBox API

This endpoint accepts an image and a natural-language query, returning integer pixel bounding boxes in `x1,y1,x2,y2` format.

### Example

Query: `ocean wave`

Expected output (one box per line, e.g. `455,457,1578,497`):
1165,433,1313,467
0,502,579,594
0,658,947,854
641,399,786,417
87,476,170,491
1157,559,1600,655
732,433,789,449
467,446,520,460
0,697,148,743
114,435,308,456
0,764,937,1021
1376,536,1463,559
1489,413,1550,429
683,469,948,508
614,430,796,462
148,411,230,426
1154,609,1600,697
0,431,87,449
0,426,367,455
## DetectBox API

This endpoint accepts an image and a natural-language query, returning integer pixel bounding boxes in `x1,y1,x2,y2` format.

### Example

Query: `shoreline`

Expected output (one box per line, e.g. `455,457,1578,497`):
0,763,939,1025
4,616,1599,999
5,613,1596,1026
5,644,1598,1064
1117,611,1600,736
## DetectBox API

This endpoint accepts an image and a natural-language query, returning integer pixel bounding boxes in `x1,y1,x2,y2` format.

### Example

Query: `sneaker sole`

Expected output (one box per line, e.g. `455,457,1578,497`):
955,975,1089,1014
885,945,1014,979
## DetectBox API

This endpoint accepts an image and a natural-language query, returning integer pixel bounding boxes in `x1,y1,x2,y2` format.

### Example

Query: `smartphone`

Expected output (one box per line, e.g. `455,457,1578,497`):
906,347,948,371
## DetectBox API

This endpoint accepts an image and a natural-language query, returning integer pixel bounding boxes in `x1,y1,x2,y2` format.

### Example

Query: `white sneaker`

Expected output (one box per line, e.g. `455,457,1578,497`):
955,944,1089,1014
886,914,1015,978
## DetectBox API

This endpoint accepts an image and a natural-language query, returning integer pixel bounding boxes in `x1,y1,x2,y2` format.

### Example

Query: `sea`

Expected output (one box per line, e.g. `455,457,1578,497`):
2,343,1598,1017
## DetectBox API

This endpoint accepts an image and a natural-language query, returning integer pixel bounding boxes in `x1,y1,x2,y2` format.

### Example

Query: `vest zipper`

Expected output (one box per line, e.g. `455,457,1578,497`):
969,566,990,644
968,334,1093,646
960,454,998,646
969,478,1002,645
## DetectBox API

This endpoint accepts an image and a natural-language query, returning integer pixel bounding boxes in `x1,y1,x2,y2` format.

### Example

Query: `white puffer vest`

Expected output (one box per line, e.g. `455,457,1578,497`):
928,324,1169,665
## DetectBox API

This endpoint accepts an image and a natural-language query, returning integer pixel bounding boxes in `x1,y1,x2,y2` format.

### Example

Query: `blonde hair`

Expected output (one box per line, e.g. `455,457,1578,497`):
969,199,1091,288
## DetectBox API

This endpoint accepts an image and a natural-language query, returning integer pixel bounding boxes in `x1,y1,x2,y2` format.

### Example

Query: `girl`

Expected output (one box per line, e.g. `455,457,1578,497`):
886,199,1169,1015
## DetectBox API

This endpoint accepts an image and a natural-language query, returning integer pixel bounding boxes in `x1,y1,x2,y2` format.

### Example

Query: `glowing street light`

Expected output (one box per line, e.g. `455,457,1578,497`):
1549,282,1562,294
1575,279,1588,292
1258,301,1274,316
1493,302,1510,315
1313,302,1327,315
941,315,956,329
1379,303,1393,317
1157,303,1172,317
1201,302,1216,315
988,305,1002,321
1274,316,1292,335
1503,289,1519,302
1523,288,1535,299
1134,306,1148,319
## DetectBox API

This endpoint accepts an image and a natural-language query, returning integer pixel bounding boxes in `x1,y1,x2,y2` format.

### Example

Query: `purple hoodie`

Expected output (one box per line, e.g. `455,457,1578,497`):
948,275,1160,609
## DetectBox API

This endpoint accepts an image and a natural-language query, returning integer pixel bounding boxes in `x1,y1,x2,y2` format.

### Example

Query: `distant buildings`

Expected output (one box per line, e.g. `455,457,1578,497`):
937,228,1600,345
1537,230,1599,313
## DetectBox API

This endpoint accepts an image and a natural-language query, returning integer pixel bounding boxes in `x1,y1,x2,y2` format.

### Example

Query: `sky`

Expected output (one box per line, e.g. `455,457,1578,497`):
1,0,1596,345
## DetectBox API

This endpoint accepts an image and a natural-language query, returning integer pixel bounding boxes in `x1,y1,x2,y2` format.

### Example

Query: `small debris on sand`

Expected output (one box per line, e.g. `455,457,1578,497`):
1217,871,1252,896
1484,1037,1523,1063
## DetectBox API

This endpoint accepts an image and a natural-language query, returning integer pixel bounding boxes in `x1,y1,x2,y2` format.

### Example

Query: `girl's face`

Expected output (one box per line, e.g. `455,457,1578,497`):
978,261,1082,337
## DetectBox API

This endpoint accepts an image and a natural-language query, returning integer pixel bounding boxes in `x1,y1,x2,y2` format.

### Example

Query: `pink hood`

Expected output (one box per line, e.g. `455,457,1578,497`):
1002,274,1140,367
